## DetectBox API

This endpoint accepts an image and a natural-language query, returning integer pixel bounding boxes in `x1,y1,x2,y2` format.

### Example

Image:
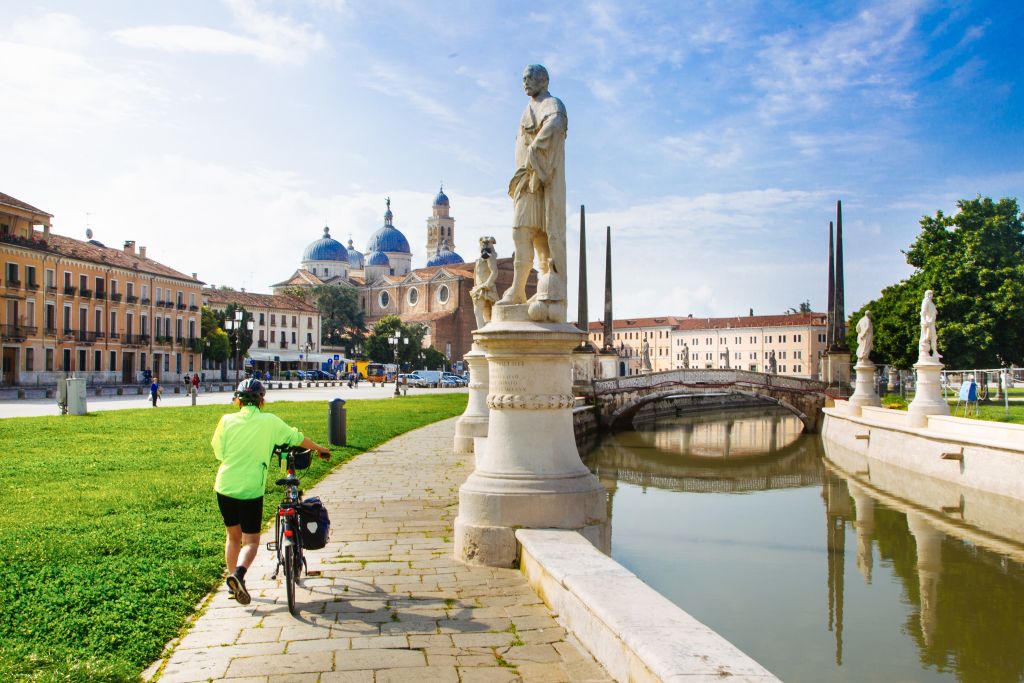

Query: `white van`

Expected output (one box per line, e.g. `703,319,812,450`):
415,370,443,387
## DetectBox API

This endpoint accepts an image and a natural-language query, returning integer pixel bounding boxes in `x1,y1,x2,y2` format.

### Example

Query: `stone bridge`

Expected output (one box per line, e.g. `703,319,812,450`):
592,368,829,433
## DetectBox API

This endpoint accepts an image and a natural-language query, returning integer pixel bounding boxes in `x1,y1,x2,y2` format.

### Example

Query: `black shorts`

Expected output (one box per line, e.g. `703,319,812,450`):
217,493,264,534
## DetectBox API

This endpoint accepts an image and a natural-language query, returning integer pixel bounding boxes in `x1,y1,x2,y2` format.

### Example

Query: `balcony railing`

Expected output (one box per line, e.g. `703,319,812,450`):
80,288,93,299
126,295,138,303
5,279,21,289
62,327,76,339
94,290,107,300
175,336,186,346
46,285,57,293
155,336,173,345
64,286,77,296
108,332,120,340
138,334,150,345
279,341,289,349
110,293,122,302
257,340,268,348
0,324,31,340
26,281,39,291
140,297,151,305
176,302,186,310
77,331,95,344
44,326,57,336
189,304,199,311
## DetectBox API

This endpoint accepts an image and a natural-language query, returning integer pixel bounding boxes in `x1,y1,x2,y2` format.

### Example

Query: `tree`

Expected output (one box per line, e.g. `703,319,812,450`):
848,196,1024,368
223,303,254,359
204,327,231,365
422,346,447,370
365,316,431,369
313,285,365,351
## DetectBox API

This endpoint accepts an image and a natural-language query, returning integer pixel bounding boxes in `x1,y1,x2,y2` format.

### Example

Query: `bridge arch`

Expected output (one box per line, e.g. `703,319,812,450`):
605,388,814,433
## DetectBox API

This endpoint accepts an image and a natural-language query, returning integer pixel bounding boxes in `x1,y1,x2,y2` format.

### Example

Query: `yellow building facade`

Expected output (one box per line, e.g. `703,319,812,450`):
1,192,204,386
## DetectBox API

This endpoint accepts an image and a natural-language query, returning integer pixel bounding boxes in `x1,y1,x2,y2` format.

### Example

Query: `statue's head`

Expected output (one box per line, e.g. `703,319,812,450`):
864,310,871,318
925,289,933,299
478,235,496,260
523,64,549,96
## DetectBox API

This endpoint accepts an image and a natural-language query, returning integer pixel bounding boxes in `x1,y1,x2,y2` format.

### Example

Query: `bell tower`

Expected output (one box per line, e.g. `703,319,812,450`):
426,184,455,261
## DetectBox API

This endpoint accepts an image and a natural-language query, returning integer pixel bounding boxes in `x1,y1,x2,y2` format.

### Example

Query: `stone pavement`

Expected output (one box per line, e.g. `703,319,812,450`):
153,417,611,683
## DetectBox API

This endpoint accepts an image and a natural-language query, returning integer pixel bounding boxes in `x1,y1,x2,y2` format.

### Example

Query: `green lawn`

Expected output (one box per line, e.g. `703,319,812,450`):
0,394,466,683
879,393,1024,424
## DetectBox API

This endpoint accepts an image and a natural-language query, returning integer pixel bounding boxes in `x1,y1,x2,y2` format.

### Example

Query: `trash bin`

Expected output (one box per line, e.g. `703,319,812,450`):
66,378,87,415
328,398,346,447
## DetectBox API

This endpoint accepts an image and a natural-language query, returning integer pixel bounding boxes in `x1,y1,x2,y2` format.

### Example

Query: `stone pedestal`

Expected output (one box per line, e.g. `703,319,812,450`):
571,347,596,387
907,357,949,427
454,304,608,567
823,350,852,388
847,360,881,415
888,366,900,392
597,352,619,379
454,343,489,454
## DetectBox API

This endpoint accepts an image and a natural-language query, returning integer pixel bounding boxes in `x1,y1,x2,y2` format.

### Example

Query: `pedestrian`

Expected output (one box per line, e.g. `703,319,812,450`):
150,377,161,407
191,373,200,396
211,378,331,604
183,374,191,391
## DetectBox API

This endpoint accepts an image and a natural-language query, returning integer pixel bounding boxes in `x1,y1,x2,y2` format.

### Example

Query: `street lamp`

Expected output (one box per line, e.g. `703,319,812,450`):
388,330,408,397
224,309,254,384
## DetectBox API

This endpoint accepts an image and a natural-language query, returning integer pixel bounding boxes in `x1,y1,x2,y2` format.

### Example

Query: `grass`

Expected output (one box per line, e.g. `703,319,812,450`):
878,393,1024,424
0,393,466,683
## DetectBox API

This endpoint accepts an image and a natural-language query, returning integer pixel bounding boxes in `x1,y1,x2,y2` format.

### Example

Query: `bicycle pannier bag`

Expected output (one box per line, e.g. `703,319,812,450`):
297,497,330,550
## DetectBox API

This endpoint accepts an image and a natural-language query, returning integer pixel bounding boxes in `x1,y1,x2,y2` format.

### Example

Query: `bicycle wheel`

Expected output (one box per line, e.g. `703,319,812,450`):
284,544,297,615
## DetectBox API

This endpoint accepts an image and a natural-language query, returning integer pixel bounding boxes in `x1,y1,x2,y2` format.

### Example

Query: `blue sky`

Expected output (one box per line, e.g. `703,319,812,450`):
1,0,1020,319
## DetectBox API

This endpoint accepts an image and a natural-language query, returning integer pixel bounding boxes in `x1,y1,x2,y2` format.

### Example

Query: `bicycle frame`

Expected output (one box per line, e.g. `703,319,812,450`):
267,449,308,613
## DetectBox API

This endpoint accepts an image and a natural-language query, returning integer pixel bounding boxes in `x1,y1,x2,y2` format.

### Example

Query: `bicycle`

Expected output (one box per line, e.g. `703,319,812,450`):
267,444,328,615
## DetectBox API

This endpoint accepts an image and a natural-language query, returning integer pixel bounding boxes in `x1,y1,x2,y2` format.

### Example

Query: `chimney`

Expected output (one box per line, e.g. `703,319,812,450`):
749,308,754,316
139,246,147,259
192,272,197,280
123,240,135,254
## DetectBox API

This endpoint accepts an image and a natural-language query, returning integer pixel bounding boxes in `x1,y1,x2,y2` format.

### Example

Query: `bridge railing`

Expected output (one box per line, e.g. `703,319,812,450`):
593,368,827,394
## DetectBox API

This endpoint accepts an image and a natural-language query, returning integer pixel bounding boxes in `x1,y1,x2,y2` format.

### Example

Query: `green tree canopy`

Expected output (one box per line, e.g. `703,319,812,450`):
222,303,254,358
848,196,1024,368
365,316,432,369
313,285,365,352
204,327,231,364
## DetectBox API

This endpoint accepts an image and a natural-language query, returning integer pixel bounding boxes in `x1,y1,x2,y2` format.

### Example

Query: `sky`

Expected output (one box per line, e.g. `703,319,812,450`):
1,0,1021,320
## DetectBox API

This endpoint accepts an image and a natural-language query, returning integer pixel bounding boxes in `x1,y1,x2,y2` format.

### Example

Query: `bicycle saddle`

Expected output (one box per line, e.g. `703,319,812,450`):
275,476,300,486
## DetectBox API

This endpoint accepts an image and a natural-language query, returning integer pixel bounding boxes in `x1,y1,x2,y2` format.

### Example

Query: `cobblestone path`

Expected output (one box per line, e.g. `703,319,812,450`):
154,417,612,683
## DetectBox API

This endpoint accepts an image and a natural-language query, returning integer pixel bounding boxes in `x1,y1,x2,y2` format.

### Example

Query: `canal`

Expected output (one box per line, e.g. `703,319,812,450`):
583,405,1024,682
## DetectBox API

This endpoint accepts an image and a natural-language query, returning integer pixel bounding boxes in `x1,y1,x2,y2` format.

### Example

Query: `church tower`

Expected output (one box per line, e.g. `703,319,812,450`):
426,185,455,261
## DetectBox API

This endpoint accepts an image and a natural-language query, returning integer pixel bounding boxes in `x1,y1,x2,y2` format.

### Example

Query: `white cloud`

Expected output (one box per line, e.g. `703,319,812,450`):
11,12,91,50
112,0,325,65
361,61,458,125
661,129,744,169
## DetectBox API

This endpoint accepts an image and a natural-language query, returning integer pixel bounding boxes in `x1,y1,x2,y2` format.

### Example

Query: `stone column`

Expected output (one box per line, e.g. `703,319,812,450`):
906,512,943,646
847,360,881,415
453,343,489,454
849,483,875,584
454,306,608,567
907,357,949,427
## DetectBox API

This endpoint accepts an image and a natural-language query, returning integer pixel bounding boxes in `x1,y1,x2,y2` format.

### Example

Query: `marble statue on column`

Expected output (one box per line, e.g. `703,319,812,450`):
682,343,690,368
908,289,949,424
856,311,873,363
919,290,940,360
470,236,498,330
769,350,778,374
641,338,652,372
497,64,568,323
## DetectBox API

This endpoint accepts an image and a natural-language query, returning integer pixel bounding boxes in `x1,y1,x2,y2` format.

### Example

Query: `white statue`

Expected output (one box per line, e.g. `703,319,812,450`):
856,311,874,364
497,64,568,323
470,236,499,329
641,338,652,371
682,343,690,369
919,290,940,360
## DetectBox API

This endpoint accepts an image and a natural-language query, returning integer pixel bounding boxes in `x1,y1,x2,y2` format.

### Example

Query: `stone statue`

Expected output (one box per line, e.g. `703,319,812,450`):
497,64,568,323
856,311,874,363
470,236,499,329
641,338,652,371
768,349,777,374
723,347,730,369
682,343,690,369
919,290,939,360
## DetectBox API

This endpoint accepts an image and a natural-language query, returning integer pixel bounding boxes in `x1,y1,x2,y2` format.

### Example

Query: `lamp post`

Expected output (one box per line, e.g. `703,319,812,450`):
388,330,408,397
224,309,254,384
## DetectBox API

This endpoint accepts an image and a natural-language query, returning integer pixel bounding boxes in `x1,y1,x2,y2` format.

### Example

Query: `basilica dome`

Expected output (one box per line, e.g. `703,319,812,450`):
426,238,464,267
303,226,348,262
434,187,449,207
366,199,411,254
346,238,364,268
367,250,391,267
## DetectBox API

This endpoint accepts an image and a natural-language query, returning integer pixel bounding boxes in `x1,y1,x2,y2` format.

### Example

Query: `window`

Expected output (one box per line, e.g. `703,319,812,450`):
307,317,312,328
750,336,756,343
291,315,297,328
794,334,802,342
94,350,101,371
45,303,55,331
46,269,55,288
379,291,390,308
766,335,772,343
794,350,802,359
780,334,787,343
45,348,54,371
271,330,276,342
63,349,71,371
190,293,196,307
270,314,276,326
407,287,419,306
109,351,117,371
109,311,117,336
25,348,33,371
26,266,37,287
95,276,105,295
64,271,72,289
6,262,18,284
78,349,86,371
94,308,102,334
291,331,296,343
437,285,449,304
141,284,148,300
780,351,787,359
818,333,826,343
127,282,134,298
259,312,265,325
156,287,162,303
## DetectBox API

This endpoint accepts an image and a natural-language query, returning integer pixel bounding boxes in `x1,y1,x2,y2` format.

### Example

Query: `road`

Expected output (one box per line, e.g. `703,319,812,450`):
0,384,467,419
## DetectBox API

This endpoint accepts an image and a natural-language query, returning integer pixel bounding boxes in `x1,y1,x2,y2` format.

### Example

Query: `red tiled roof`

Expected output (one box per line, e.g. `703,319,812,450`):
43,234,200,283
587,312,826,332
0,191,52,217
204,288,318,312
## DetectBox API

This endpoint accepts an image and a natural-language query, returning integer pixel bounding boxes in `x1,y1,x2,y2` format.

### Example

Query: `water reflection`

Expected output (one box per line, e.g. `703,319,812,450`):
586,406,1024,683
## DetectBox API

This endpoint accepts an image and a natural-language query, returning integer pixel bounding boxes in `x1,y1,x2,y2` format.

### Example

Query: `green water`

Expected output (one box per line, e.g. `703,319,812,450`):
584,407,1024,683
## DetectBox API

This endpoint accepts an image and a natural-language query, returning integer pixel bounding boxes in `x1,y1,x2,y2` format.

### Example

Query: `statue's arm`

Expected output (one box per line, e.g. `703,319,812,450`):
525,108,567,186
483,261,498,288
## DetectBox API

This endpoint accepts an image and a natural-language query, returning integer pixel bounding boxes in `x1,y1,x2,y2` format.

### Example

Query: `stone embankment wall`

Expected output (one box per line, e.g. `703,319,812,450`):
824,402,1024,501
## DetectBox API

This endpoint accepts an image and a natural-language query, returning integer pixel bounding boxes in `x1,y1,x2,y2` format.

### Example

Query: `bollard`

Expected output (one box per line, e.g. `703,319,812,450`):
328,398,347,447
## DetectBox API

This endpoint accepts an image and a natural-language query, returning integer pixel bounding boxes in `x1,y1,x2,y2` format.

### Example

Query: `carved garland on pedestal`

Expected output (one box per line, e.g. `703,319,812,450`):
487,393,576,410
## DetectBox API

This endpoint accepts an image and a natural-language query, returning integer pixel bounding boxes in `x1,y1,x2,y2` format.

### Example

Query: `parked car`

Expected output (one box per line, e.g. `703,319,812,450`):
439,376,462,388
414,370,443,387
442,373,468,387
398,373,428,388
293,370,310,380
312,369,334,380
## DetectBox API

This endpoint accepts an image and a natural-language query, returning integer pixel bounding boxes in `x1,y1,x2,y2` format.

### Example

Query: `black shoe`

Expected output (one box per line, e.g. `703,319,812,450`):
226,574,251,605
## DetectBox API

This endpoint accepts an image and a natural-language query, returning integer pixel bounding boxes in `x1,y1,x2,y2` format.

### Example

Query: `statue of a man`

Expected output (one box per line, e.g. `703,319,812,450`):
856,311,874,363
769,350,777,374
919,290,940,359
470,236,499,329
682,343,690,369
641,338,652,371
497,64,568,323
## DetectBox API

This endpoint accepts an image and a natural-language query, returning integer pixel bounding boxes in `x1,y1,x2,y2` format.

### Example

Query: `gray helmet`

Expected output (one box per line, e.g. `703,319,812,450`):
234,377,266,404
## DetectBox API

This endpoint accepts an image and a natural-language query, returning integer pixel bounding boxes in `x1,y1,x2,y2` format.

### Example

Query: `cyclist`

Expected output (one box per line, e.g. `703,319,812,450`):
212,377,331,604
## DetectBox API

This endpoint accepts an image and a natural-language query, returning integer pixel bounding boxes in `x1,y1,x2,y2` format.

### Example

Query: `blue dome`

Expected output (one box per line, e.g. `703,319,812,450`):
434,186,449,206
303,226,348,262
366,198,410,254
367,250,390,267
346,238,364,267
426,239,464,267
